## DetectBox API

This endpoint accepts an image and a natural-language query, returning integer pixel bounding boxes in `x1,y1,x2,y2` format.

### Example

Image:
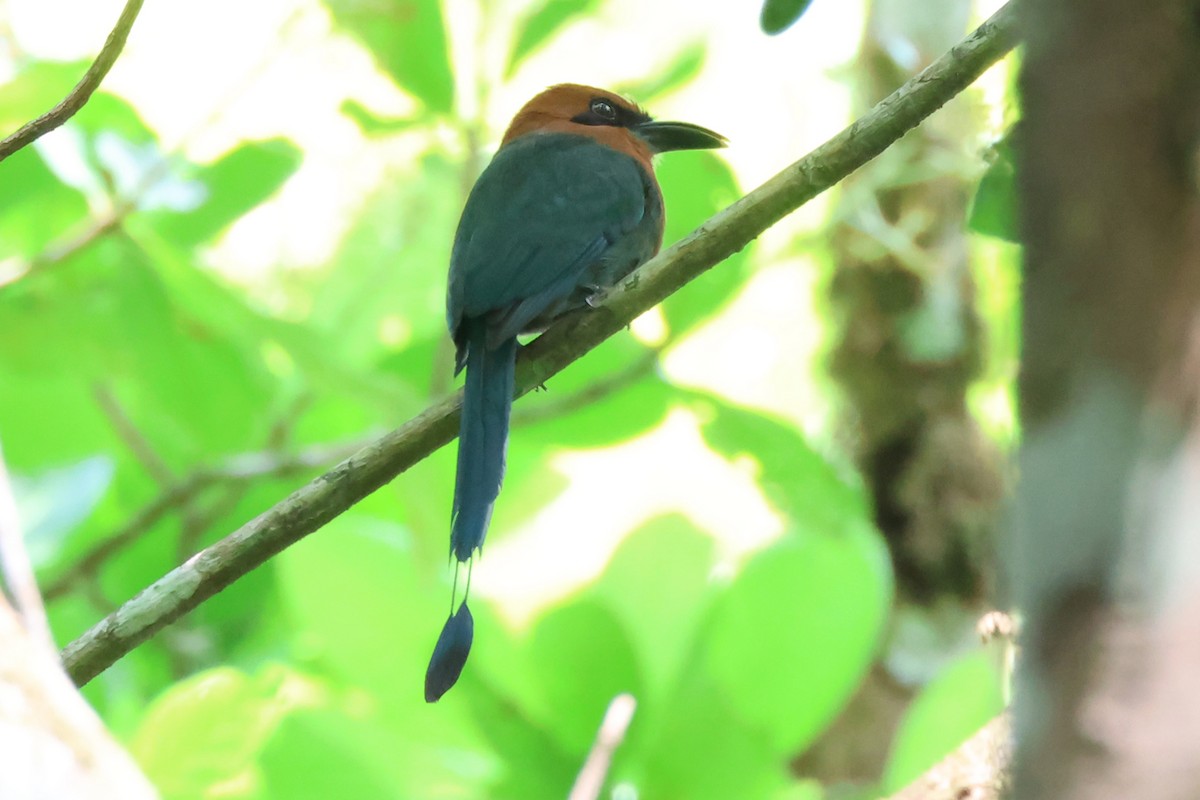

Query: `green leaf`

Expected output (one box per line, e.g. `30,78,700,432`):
968,133,1018,242
68,91,161,190
657,151,746,336
260,709,407,800
527,600,643,754
702,527,890,755
592,515,717,699
772,780,826,800
639,671,790,799
277,515,492,786
467,680,577,798
275,514,446,709
617,42,707,104
689,397,890,754
517,335,671,448
505,0,601,78
127,217,416,416
92,240,275,453
0,361,112,471
0,147,89,259
881,651,1005,792
693,393,870,530
130,667,288,798
325,0,454,114
760,0,816,35
339,98,422,136
144,138,302,246
0,236,277,464
308,151,459,366
0,61,83,134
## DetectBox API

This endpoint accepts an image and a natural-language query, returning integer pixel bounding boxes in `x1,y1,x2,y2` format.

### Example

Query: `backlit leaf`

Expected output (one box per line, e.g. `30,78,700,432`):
657,151,746,336
968,132,1019,242
505,0,601,78
881,650,1005,792
325,0,454,113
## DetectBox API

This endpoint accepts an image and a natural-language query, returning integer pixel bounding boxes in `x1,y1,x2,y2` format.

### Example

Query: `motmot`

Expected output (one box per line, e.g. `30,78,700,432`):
426,84,725,702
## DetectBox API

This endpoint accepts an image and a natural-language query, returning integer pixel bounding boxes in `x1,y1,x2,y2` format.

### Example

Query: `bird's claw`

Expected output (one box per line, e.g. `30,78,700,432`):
584,285,610,309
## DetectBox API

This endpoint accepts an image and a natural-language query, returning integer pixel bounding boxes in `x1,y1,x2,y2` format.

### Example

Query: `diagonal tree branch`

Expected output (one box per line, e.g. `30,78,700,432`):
60,1,1021,686
42,432,377,602
0,0,146,163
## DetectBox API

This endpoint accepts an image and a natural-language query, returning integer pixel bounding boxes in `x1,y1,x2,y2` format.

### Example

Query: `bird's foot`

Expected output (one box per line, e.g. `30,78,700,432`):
584,284,610,309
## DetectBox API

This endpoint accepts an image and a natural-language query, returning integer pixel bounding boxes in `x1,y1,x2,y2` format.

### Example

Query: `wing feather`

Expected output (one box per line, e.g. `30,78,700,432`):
447,133,648,344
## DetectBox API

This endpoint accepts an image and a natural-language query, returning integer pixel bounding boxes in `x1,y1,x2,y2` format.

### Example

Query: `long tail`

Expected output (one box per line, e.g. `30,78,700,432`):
450,323,517,563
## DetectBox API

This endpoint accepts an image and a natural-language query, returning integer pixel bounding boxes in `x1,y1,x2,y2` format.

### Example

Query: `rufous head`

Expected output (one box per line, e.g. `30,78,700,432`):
500,83,726,166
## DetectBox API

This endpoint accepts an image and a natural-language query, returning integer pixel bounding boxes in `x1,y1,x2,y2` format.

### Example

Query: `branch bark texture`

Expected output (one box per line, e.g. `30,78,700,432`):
61,1,1021,686
0,0,146,163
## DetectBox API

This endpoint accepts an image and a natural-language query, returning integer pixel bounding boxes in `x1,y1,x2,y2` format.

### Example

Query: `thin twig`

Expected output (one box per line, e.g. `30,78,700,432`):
60,1,1021,686
93,384,175,487
569,693,638,800
0,440,54,651
176,483,246,564
43,433,377,601
0,6,307,290
0,0,146,163
31,214,126,268
41,475,215,602
512,347,662,426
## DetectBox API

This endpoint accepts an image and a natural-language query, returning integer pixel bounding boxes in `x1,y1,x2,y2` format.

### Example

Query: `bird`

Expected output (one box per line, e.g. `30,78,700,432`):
425,83,726,703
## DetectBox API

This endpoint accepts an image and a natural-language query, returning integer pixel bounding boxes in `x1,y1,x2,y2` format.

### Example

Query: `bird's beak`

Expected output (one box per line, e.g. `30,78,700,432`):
633,120,728,153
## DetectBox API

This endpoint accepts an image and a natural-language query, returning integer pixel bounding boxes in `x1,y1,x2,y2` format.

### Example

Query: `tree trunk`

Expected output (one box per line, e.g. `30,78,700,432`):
800,0,1007,786
1015,0,1200,796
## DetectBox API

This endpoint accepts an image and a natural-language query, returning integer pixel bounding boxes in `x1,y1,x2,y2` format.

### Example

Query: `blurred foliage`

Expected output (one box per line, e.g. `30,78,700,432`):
880,650,1006,792
506,0,603,79
325,0,454,114
0,0,1014,797
615,42,708,104
968,132,1018,243
760,0,817,35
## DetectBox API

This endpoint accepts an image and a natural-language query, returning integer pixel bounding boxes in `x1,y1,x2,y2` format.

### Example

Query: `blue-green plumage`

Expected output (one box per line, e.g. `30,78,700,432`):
446,132,663,562
425,83,725,703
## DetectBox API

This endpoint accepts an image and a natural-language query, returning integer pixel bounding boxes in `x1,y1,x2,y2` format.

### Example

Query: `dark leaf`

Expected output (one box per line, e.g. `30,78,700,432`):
760,0,816,35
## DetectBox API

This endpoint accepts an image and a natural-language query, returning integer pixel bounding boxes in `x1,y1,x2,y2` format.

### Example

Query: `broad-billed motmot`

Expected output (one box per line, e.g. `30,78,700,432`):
426,84,726,702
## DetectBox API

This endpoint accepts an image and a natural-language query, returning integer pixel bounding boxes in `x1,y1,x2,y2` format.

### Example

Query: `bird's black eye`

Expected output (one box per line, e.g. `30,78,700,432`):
590,99,617,120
